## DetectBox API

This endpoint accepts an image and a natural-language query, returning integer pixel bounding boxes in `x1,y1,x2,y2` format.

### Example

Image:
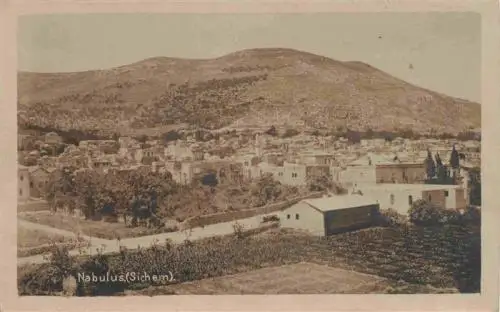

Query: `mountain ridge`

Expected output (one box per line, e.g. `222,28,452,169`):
17,48,481,137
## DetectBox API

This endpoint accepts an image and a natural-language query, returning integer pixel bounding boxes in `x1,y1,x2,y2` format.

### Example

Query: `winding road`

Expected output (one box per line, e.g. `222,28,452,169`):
17,215,268,266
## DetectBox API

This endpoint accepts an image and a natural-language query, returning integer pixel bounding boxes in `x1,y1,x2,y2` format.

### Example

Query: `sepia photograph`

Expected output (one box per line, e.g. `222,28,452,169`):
14,11,484,297
1,1,498,310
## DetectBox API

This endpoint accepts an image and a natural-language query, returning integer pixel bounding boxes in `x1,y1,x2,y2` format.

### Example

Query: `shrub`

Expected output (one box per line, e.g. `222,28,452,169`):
377,208,408,227
409,200,443,225
408,200,462,225
232,222,245,239
18,263,65,295
461,206,481,224
262,215,280,223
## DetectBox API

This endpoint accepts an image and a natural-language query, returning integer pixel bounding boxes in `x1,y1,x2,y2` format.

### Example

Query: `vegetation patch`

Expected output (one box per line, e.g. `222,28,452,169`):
18,222,480,296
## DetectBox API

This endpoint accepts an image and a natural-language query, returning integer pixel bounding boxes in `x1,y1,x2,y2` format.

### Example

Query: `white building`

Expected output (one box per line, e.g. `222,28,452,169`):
18,165,31,202
356,183,467,215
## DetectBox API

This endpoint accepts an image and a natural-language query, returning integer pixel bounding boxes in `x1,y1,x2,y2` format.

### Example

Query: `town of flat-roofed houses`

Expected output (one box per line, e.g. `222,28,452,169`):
17,48,481,296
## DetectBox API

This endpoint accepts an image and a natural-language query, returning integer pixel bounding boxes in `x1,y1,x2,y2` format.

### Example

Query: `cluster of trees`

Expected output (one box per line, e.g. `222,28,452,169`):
424,145,481,206
306,175,347,194
44,165,307,226
249,173,299,207
45,167,177,227
264,125,480,143
468,167,481,206
18,123,106,146
424,145,462,185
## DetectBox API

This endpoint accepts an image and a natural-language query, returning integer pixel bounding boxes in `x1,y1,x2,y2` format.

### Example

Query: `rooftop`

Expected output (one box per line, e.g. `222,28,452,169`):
302,195,378,212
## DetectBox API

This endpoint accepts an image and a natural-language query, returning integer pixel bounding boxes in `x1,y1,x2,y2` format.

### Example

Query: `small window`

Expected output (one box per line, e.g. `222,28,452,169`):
287,214,291,220
428,194,432,201
295,214,299,220
19,189,22,196
408,195,413,205
444,191,449,197
30,182,33,188
390,194,395,205
20,175,24,181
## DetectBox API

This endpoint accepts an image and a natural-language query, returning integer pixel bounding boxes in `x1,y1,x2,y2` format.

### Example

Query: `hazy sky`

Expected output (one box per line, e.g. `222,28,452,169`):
18,13,481,102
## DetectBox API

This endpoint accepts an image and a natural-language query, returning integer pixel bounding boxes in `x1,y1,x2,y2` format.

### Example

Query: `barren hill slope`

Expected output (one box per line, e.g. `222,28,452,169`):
18,48,481,136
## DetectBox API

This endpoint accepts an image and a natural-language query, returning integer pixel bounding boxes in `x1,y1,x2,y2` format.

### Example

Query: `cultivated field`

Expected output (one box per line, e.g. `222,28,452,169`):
155,262,386,294
18,224,479,296
128,262,459,295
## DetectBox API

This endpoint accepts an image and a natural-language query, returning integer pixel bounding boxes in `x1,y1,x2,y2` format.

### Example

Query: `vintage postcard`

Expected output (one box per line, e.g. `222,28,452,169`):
0,0,499,311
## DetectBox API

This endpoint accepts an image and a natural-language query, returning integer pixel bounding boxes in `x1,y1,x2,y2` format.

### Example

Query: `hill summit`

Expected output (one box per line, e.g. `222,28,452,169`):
18,48,481,136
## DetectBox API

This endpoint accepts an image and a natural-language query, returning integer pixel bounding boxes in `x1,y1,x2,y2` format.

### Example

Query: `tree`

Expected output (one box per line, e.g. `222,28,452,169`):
424,149,436,180
162,130,181,143
345,129,361,144
435,153,447,181
69,168,175,222
449,144,460,178
307,175,348,194
468,167,481,206
365,128,374,139
382,132,395,142
435,153,443,168
307,175,333,192
45,167,77,211
250,174,283,207
136,134,148,143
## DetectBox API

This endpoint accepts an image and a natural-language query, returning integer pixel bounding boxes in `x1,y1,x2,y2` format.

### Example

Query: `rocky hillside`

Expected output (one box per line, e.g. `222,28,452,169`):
18,48,481,136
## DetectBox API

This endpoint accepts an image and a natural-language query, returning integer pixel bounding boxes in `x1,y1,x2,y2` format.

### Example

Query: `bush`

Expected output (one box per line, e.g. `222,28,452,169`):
408,199,463,225
461,206,481,224
232,222,245,239
262,215,280,223
408,200,443,225
377,208,408,227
